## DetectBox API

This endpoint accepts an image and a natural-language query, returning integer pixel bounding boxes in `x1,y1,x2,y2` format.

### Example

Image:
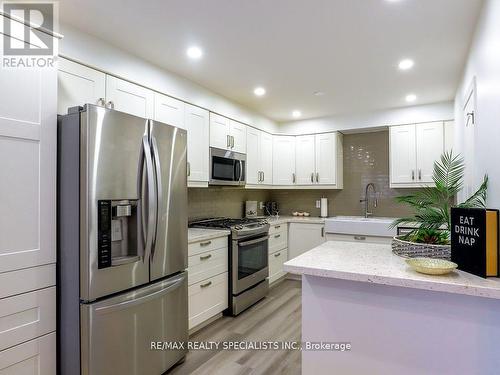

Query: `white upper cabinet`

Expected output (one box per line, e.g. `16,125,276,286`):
295,135,316,184
57,57,106,115
390,122,444,187
246,128,273,185
209,114,246,153
260,132,273,184
154,92,185,129
185,104,209,185
416,122,444,183
209,113,231,150
229,120,247,154
105,75,154,118
273,136,296,185
315,132,341,186
0,56,56,273
246,127,261,184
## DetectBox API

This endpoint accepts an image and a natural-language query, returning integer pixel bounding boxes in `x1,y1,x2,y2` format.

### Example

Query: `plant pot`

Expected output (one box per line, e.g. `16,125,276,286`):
391,236,451,260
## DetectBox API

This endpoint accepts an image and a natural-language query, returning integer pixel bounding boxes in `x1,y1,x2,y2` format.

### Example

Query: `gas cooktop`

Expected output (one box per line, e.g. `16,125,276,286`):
189,217,268,230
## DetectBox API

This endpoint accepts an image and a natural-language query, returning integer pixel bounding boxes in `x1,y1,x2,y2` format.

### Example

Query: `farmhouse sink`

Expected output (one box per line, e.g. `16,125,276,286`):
325,216,398,237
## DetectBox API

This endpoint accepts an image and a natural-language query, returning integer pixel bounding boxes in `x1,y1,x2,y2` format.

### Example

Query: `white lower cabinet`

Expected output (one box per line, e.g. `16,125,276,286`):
187,236,228,330
0,287,56,351
268,224,288,284
288,223,326,260
269,249,288,284
0,332,56,375
188,273,228,330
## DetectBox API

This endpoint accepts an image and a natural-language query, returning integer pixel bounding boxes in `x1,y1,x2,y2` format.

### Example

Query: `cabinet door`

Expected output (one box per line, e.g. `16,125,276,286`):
58,58,106,115
416,122,444,183
295,135,316,185
444,120,454,153
390,124,417,184
154,92,185,129
229,120,247,153
105,76,154,118
273,136,296,185
185,104,209,183
288,223,326,260
209,113,230,150
246,127,261,184
0,64,56,273
315,133,337,185
260,131,273,184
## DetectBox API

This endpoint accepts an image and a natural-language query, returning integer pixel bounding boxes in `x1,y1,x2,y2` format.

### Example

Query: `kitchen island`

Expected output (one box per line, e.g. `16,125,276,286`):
284,241,500,375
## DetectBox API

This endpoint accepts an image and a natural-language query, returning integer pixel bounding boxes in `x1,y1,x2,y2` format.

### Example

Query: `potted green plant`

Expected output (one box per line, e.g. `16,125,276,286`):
391,151,488,259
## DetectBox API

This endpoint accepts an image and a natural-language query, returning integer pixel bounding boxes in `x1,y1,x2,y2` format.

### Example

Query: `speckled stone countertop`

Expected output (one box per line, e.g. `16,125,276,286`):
284,241,500,300
264,215,325,225
188,228,230,244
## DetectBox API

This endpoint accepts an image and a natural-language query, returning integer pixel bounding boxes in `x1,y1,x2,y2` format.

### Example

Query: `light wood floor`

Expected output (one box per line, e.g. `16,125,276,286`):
168,279,302,375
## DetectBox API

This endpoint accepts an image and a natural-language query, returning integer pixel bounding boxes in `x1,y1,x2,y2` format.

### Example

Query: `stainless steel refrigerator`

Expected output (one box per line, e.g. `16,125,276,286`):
58,104,188,375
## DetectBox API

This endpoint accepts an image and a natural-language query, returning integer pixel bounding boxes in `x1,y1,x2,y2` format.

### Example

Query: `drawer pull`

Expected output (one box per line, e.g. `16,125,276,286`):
200,281,212,288
275,225,281,229
200,254,212,260
274,252,281,257
354,236,366,241
199,241,212,247
274,234,281,238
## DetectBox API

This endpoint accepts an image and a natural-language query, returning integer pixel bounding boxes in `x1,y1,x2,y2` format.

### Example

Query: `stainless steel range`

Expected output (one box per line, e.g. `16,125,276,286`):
190,217,270,315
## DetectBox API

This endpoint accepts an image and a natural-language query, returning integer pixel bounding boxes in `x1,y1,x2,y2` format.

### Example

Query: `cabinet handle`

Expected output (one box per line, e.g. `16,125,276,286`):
227,135,230,148
274,252,281,257
316,173,319,183
106,101,114,109
200,254,212,260
97,98,106,106
321,227,325,237
274,234,281,238
354,236,366,241
200,241,212,247
418,169,422,180
411,170,415,180
258,171,261,182
275,225,281,229
230,136,234,148
187,162,191,177
311,173,314,183
262,171,265,182
292,173,296,183
200,281,212,288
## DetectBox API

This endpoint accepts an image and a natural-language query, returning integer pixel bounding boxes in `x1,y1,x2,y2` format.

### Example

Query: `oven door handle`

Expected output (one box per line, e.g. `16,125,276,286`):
239,235,269,247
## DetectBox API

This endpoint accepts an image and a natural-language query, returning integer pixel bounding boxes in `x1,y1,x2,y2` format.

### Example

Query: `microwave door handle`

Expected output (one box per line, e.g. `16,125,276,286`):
238,160,243,183
151,136,162,258
142,134,156,263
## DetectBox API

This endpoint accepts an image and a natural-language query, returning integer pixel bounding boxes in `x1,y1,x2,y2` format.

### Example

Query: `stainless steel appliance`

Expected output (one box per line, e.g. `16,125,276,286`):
209,147,246,186
189,218,269,315
58,104,188,375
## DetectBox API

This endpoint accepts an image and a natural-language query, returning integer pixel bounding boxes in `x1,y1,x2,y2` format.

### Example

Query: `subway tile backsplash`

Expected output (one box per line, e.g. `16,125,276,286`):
188,131,417,219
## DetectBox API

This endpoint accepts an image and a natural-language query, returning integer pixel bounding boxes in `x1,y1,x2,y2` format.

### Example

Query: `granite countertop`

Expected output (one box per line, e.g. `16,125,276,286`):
284,241,500,300
264,215,326,225
188,228,230,244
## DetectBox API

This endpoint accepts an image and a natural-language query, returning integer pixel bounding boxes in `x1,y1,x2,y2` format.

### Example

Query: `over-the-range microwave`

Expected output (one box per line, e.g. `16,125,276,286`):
209,147,246,186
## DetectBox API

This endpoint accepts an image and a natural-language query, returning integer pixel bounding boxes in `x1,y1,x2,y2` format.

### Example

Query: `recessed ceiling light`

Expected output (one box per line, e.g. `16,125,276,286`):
292,110,302,118
405,94,417,102
254,87,266,97
186,46,203,59
398,59,414,70
313,91,325,96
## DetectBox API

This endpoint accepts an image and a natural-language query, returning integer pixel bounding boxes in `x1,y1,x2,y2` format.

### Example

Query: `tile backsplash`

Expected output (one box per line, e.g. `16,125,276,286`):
188,131,418,220
271,131,418,218
188,188,271,220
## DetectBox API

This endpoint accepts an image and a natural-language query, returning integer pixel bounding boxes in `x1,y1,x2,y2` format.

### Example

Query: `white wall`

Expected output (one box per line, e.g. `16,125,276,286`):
58,24,278,133
454,0,500,207
277,101,454,135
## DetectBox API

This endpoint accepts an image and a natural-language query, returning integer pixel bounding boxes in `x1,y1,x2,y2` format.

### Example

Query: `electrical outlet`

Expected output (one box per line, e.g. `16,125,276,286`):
259,202,264,209
315,200,321,208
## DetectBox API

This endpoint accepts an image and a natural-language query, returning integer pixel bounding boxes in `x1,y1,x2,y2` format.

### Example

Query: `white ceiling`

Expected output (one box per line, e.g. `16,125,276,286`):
59,0,483,122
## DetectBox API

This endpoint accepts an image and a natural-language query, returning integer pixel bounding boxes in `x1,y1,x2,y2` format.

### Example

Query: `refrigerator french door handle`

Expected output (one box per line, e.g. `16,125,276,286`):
151,135,162,258
94,273,186,314
142,134,157,263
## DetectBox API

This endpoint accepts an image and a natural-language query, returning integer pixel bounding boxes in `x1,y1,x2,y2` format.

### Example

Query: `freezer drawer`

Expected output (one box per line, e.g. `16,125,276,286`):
80,272,188,375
